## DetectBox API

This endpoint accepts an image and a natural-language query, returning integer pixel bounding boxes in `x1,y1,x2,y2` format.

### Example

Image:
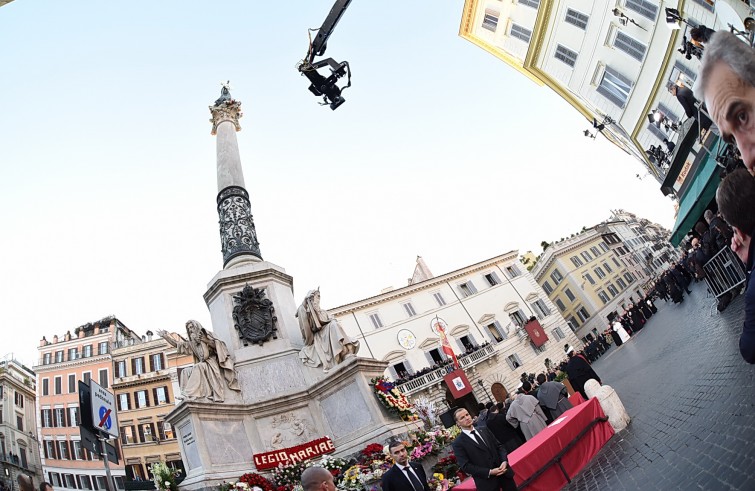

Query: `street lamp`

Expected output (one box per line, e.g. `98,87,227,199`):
477,379,493,403
612,8,647,31
583,115,615,139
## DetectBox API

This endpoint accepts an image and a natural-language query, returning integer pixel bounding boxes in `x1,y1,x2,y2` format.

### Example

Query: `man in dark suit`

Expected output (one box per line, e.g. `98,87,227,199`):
451,408,517,491
381,441,431,491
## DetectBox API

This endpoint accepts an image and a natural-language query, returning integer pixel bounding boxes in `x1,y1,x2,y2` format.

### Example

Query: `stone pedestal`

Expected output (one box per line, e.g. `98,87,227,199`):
167,358,408,490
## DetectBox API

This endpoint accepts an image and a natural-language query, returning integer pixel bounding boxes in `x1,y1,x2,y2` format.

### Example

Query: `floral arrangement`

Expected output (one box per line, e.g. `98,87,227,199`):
271,460,309,491
403,427,457,459
149,462,178,491
239,473,275,491
431,455,462,481
413,397,438,429
427,473,452,491
370,376,418,421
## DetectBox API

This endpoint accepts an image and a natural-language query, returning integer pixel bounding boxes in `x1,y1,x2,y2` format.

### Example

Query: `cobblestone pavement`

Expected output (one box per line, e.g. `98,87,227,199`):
563,281,755,491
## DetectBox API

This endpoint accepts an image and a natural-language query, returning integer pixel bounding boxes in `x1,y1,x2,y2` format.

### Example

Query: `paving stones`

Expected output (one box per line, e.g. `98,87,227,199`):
563,283,755,491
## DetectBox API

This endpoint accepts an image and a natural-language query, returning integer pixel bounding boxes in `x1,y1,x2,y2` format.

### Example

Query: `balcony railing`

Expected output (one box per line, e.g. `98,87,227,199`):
395,344,496,396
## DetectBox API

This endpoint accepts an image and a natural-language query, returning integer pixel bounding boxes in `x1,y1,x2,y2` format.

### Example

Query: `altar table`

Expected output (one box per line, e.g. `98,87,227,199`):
455,398,613,491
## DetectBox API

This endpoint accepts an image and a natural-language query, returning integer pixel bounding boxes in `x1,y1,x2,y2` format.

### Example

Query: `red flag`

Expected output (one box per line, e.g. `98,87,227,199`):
434,318,459,369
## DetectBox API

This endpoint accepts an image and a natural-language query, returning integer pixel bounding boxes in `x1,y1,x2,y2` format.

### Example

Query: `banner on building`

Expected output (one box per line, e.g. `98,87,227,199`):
253,436,335,470
444,369,473,399
524,318,548,348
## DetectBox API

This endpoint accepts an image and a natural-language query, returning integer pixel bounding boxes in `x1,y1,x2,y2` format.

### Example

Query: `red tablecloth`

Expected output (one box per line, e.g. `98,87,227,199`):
568,392,586,406
455,398,613,491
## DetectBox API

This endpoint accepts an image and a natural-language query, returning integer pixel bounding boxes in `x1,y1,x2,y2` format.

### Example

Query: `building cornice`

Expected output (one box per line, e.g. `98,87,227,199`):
33,354,112,373
329,251,519,313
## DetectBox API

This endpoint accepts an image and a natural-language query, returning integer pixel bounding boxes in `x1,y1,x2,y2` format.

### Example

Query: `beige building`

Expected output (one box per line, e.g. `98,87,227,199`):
34,317,141,491
329,253,583,411
532,223,646,341
111,333,193,482
1,357,42,490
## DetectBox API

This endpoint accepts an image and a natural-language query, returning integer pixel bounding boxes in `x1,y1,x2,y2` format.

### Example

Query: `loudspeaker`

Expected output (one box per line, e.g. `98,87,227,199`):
439,409,457,429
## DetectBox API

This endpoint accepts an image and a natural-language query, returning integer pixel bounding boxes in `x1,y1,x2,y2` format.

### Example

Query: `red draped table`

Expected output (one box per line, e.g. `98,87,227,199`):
455,398,613,491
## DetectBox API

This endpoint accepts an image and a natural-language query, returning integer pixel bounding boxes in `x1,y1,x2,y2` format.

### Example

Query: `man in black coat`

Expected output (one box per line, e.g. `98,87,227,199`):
486,403,525,454
670,84,713,130
565,348,601,399
381,441,431,491
451,408,517,491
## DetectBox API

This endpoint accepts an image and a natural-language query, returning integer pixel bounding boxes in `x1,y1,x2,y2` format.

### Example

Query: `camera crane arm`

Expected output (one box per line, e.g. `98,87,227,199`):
297,0,354,110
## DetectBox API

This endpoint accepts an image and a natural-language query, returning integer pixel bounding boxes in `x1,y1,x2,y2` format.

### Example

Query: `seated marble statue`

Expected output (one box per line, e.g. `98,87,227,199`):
158,320,240,402
297,289,359,371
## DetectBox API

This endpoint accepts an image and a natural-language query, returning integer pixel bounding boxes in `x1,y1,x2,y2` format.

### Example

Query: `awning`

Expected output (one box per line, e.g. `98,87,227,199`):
669,144,721,246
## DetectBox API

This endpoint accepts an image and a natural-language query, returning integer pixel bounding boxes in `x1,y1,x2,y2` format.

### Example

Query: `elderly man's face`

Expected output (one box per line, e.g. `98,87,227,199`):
705,61,755,174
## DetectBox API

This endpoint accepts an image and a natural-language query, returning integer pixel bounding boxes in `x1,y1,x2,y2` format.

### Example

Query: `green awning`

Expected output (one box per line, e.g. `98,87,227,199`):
670,147,721,246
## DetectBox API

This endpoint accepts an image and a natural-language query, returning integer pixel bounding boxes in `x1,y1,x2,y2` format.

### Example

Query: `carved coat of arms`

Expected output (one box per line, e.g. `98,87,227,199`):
233,285,277,346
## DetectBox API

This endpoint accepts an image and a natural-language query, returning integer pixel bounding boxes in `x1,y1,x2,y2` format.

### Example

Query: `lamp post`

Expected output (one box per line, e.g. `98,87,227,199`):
612,8,647,31
477,379,493,403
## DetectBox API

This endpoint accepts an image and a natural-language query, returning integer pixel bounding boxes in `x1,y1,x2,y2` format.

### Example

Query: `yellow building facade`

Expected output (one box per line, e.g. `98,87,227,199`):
532,225,645,341
111,335,193,482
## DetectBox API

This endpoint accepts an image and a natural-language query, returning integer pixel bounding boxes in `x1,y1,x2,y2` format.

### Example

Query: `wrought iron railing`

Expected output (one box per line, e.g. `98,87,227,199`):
395,344,496,396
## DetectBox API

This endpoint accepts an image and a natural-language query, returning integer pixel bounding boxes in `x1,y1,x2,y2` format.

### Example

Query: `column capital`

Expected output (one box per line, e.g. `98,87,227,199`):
209,100,243,135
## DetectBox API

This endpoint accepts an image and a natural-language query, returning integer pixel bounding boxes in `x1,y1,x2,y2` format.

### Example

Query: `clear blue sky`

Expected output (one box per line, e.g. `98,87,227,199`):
0,1,675,365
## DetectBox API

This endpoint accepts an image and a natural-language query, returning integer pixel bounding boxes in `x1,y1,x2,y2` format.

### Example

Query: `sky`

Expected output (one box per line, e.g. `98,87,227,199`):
0,1,676,367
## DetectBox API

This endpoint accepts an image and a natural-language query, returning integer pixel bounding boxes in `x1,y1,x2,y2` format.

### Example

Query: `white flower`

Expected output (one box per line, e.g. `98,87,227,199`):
164,482,171,487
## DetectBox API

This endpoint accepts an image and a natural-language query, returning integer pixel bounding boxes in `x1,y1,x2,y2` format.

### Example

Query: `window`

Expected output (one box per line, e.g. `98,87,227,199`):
590,246,601,257
135,390,149,408
43,353,51,365
118,393,130,411
550,269,563,285
551,327,566,340
133,357,145,375
555,298,566,312
584,273,595,285
519,0,540,8
78,475,92,490
83,345,92,357
598,291,610,304
141,423,155,443
459,281,478,297
612,257,621,268
58,441,70,460
576,307,591,322
531,299,551,319
581,251,592,262
565,8,589,29
506,265,521,278
509,309,528,327
83,372,91,384
597,66,633,108
625,0,659,20
116,360,127,378
154,386,169,405
72,440,83,460
150,353,165,371
624,272,635,283
55,351,63,363
542,281,554,294
95,477,107,490
16,414,23,431
433,292,446,306
121,426,136,445
595,267,606,279
607,283,619,297
69,406,79,426
614,31,646,62
669,60,697,88
600,242,609,252
510,23,532,43
564,288,576,302
68,348,79,360
45,441,56,460
402,302,417,317
530,341,547,355
68,374,76,393
368,312,383,329
506,354,523,370
570,256,583,267
603,262,613,273
43,378,50,396
98,341,109,355
486,321,507,343
54,408,66,427
99,369,108,388
158,421,174,440
484,272,501,286
54,376,62,395
482,9,499,32
42,409,52,427
616,278,628,289
554,43,579,68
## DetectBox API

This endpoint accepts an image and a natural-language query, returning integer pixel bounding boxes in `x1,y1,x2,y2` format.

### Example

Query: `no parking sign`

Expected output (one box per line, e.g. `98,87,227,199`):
90,380,119,438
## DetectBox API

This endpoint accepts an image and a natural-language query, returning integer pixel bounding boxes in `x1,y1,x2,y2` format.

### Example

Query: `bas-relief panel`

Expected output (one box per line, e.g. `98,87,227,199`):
178,419,201,470
202,419,251,465
238,357,308,401
257,410,318,452
320,382,373,439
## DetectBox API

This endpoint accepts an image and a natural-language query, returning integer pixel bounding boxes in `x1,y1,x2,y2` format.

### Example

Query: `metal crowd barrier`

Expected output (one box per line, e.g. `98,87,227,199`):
702,246,747,300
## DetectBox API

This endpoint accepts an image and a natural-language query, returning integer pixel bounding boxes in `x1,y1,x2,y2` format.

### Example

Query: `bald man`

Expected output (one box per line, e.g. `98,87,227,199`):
301,466,336,491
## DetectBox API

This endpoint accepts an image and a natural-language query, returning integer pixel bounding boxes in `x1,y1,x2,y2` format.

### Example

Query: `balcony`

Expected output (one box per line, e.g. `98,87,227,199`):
395,344,496,396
